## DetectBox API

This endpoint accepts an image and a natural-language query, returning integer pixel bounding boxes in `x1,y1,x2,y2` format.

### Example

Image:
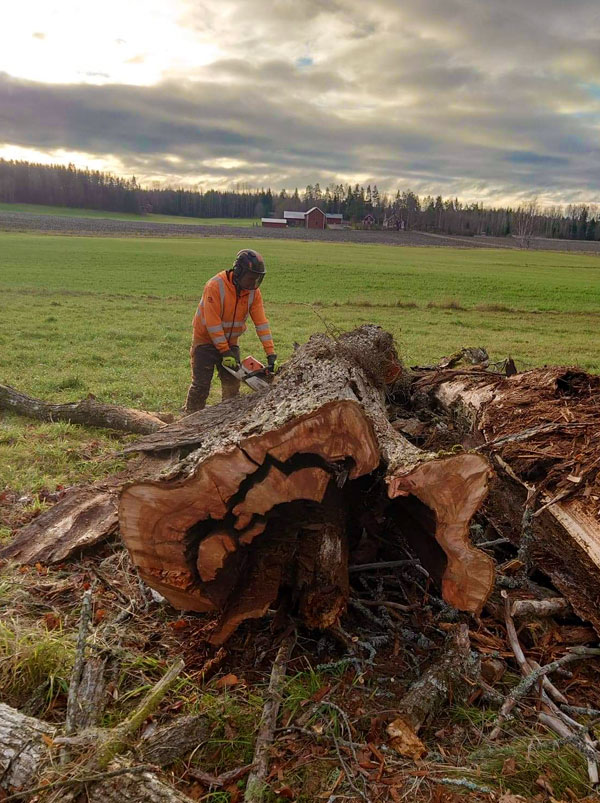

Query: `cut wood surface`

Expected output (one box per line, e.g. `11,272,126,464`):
420,366,600,633
0,382,166,434
120,326,494,642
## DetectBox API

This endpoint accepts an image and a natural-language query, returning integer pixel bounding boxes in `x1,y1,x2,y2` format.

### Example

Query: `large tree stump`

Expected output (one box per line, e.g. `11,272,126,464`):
417,365,600,633
120,326,494,642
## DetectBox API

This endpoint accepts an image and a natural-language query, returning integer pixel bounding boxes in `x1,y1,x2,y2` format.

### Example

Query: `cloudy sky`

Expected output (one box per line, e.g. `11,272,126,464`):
2,0,600,204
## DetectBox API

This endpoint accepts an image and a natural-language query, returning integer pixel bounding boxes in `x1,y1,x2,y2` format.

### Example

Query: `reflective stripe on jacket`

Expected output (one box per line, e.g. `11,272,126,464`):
192,270,275,355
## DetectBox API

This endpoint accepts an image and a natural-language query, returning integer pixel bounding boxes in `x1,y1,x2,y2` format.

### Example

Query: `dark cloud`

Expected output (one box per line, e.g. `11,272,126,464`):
4,0,600,203
504,151,570,166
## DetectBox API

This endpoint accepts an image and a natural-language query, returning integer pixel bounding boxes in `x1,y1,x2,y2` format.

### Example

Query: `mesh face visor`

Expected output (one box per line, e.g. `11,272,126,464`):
246,269,264,288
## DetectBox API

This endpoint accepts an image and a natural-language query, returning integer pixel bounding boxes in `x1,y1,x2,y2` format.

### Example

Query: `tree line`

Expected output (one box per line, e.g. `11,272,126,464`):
1,158,598,240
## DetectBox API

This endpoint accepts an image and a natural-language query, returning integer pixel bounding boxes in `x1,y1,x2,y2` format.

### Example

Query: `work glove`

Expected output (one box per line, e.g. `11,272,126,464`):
267,353,279,374
221,350,239,370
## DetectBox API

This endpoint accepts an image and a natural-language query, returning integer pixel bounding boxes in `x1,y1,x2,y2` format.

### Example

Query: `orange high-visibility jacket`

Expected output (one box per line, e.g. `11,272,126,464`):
192,270,275,355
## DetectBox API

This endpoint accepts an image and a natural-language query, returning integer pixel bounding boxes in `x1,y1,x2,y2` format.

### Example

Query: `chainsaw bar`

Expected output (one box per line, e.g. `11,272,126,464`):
222,355,272,391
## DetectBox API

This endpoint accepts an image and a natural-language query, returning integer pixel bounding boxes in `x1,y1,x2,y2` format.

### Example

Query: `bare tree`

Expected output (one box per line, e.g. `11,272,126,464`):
514,198,539,248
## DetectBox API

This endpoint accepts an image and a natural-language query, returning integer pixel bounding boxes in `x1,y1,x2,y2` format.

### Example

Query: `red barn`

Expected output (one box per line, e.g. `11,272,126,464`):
305,207,327,229
283,211,306,227
261,218,287,228
282,208,345,228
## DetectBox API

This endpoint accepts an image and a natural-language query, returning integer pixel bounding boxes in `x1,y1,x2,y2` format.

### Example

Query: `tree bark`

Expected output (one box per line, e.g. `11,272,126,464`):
0,702,193,802
392,623,479,733
86,762,194,803
244,634,295,803
0,383,166,434
0,703,56,791
0,453,175,565
418,365,600,634
0,487,120,564
137,715,210,766
120,326,494,642
387,624,479,759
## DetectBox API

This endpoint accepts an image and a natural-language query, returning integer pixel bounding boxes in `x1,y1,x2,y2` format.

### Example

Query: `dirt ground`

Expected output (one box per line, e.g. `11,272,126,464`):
3,209,600,253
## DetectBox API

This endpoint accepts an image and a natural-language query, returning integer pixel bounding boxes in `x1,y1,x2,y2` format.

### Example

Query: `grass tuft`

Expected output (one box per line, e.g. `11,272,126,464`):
0,618,75,710
53,376,86,391
475,302,517,313
426,298,466,310
467,735,591,799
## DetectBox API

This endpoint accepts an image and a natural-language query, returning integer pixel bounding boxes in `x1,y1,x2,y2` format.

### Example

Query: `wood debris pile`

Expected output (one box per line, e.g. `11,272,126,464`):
1,326,600,802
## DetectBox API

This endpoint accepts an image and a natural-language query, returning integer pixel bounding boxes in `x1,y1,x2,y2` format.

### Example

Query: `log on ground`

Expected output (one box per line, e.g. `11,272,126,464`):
0,383,167,434
119,326,494,643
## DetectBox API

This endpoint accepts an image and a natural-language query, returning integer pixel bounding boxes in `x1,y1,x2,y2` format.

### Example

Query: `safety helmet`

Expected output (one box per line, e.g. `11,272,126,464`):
232,249,266,289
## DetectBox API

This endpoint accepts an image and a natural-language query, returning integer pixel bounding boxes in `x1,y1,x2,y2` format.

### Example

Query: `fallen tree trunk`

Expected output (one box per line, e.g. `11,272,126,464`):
416,365,600,634
0,383,167,434
120,326,494,643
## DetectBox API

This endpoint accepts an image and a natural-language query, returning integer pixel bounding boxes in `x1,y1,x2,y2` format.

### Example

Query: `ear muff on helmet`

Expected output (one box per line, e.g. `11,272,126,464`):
233,249,266,288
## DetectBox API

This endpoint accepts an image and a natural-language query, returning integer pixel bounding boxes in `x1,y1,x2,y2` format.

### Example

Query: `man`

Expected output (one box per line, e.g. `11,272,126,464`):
184,249,278,412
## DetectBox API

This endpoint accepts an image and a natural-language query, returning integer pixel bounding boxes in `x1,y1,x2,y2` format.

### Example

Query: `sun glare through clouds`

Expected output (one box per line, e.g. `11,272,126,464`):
0,0,220,86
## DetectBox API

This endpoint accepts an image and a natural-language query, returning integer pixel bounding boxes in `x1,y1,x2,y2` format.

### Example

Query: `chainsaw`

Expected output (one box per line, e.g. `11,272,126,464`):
222,355,273,391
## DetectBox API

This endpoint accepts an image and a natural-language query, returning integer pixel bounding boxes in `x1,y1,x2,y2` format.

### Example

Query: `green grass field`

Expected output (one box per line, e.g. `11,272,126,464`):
0,202,258,227
1,230,599,500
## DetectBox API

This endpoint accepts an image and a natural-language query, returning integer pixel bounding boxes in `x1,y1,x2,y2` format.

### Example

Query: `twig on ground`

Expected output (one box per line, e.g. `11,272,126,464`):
319,701,371,802
277,724,362,750
354,598,416,613
295,683,339,728
62,588,94,766
65,589,93,737
538,713,600,785
89,566,131,605
349,560,421,573
94,657,185,769
477,537,510,549
436,777,495,794
491,597,600,740
244,633,296,803
562,705,600,718
188,763,255,788
527,658,569,705
511,597,571,619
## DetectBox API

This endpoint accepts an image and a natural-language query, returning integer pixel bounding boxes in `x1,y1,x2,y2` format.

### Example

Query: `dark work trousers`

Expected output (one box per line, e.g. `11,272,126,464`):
185,344,241,413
